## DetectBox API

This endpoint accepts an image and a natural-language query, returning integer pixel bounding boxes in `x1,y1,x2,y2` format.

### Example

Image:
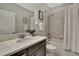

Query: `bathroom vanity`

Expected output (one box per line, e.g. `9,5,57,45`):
0,36,46,56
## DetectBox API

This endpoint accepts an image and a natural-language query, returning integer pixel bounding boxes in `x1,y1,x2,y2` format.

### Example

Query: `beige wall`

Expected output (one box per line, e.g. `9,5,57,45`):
49,7,65,39
0,3,33,33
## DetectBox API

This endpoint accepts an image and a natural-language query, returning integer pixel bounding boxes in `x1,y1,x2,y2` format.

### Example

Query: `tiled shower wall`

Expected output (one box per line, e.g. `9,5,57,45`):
49,6,65,39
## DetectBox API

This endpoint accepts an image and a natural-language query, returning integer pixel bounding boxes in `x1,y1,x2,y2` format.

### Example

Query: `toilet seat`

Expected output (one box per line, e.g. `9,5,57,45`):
46,44,56,51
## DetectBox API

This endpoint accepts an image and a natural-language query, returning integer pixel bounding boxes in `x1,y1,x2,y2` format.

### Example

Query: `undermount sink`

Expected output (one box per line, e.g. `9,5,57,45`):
16,37,36,43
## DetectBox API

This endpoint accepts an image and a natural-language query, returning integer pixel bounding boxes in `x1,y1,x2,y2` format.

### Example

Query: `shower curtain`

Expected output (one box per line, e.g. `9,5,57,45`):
64,4,79,53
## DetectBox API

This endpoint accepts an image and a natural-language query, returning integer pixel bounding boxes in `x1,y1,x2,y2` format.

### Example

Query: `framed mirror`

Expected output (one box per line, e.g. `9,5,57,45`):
38,10,43,20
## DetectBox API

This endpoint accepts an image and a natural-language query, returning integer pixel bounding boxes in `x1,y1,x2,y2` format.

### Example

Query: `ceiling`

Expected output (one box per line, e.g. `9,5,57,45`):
17,3,36,12
46,3,65,8
17,3,66,12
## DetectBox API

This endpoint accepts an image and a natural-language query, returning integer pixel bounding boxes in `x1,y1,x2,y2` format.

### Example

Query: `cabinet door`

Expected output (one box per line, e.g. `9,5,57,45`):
36,46,46,56
36,46,45,56
30,45,46,56
27,42,40,55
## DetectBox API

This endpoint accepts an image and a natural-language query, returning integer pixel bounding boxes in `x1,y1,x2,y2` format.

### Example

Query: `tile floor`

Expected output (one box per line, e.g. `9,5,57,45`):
46,38,79,56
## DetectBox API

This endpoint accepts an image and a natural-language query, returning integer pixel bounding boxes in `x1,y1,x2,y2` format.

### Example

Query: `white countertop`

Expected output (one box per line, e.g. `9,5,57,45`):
0,36,47,56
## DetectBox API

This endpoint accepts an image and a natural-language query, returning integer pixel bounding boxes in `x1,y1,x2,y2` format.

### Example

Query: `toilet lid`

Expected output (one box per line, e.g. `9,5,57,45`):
46,44,56,50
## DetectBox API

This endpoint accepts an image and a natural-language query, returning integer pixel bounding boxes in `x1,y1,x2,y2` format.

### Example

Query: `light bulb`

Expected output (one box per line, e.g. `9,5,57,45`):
36,21,38,24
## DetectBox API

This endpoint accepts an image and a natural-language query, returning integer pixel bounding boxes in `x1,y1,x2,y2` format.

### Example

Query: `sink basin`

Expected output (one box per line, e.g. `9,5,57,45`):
16,37,35,43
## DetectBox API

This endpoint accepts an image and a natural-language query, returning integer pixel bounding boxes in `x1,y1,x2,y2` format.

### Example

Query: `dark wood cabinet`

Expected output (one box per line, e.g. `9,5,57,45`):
10,49,28,56
30,45,46,56
10,40,46,56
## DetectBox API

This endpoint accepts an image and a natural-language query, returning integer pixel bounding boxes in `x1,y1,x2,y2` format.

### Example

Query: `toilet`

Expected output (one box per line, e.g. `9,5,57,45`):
46,44,56,52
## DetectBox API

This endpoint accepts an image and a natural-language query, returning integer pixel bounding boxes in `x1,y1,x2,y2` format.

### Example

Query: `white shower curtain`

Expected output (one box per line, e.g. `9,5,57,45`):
64,4,79,53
